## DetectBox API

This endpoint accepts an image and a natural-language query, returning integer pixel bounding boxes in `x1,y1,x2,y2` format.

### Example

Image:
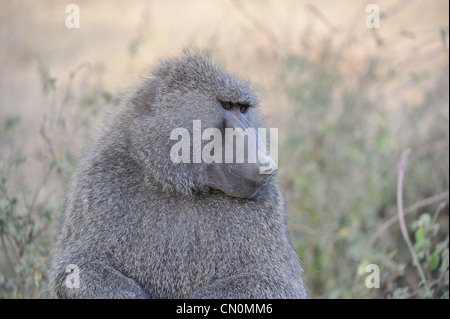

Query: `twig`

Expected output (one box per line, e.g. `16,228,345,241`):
0,231,17,281
431,201,447,228
397,149,432,296
60,62,92,111
229,0,281,55
435,236,449,284
39,124,57,165
306,4,338,33
367,191,449,247
429,235,449,298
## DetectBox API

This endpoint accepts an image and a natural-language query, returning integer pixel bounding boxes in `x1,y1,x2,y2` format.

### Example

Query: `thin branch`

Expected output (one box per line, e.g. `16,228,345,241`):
306,3,339,33
0,231,17,281
59,61,92,122
229,0,281,55
435,236,449,283
431,201,447,228
397,149,431,296
429,235,449,298
39,124,57,165
367,191,449,247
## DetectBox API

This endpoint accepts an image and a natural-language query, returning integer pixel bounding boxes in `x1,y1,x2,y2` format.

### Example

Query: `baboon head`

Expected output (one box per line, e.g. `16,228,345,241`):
128,51,277,199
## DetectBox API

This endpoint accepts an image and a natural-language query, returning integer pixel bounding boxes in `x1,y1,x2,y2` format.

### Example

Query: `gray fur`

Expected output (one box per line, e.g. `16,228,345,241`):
46,51,307,298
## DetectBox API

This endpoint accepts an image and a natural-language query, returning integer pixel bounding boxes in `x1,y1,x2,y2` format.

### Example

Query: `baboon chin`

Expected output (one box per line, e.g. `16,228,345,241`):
46,50,307,299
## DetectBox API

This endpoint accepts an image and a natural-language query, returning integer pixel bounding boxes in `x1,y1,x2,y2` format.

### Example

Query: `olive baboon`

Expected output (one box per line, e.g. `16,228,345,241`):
46,51,307,298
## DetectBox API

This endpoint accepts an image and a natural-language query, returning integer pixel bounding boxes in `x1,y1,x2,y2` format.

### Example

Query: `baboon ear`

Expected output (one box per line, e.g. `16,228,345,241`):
130,78,162,110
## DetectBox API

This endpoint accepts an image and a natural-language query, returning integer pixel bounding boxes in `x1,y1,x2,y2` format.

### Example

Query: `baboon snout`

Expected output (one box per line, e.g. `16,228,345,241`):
257,148,278,175
259,164,278,175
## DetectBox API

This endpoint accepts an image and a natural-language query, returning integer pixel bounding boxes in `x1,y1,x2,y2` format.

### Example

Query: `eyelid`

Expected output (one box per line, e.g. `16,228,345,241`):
237,103,249,113
221,101,232,110
220,101,250,112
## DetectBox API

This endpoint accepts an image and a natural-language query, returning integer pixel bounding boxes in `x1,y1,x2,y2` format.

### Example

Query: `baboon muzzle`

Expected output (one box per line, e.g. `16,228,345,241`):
206,107,278,198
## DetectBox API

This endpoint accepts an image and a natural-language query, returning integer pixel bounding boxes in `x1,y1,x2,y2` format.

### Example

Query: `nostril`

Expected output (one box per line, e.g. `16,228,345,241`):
269,166,278,175
259,166,278,175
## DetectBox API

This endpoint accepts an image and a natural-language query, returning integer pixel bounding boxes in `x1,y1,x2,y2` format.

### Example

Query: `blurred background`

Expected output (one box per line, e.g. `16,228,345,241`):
0,0,448,298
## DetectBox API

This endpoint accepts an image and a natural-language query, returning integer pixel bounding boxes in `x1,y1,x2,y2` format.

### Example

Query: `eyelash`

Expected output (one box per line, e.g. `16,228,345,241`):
221,101,249,114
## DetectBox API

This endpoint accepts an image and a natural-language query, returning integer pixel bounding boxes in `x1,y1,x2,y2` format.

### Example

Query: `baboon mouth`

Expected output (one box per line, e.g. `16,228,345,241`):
228,169,269,187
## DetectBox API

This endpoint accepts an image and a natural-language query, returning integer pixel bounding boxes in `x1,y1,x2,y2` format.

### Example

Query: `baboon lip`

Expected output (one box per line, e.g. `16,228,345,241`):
228,169,269,187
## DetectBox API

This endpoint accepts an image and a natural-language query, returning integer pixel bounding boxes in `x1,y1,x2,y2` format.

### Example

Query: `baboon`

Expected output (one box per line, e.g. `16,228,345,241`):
46,51,307,298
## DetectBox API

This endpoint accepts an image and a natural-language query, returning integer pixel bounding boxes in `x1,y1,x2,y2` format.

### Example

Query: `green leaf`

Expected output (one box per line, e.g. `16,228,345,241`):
415,226,425,243
429,250,440,271
376,129,388,151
